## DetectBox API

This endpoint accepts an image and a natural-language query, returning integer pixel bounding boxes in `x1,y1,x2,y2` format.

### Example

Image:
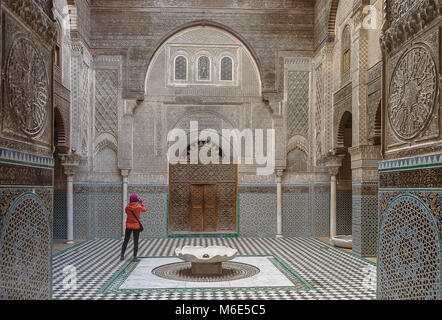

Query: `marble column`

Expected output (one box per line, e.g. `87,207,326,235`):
276,170,284,238
121,169,130,236
329,171,338,238
61,153,80,244
325,155,344,239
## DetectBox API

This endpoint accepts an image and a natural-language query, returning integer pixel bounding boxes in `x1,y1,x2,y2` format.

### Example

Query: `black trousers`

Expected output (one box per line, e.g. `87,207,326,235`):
121,228,141,258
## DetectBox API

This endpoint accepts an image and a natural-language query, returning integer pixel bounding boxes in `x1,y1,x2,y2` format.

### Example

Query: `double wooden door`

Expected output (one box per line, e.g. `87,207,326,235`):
189,184,218,232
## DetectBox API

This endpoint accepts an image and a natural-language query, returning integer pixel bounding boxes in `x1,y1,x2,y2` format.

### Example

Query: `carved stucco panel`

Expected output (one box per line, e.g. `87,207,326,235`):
1,13,52,152
389,46,437,140
385,32,440,154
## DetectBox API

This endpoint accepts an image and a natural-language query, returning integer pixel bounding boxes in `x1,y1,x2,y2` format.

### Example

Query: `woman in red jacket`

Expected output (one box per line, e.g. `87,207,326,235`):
120,194,147,261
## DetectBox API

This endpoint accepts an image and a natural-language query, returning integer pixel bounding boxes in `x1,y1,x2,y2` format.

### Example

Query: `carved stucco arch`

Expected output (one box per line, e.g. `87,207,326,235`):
54,106,68,150
167,110,237,154
336,110,352,149
143,21,264,95
287,135,310,156
327,0,341,43
94,133,118,156
170,110,236,132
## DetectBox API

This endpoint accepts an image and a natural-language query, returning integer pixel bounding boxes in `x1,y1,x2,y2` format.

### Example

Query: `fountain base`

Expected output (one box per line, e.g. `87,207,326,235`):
191,262,222,275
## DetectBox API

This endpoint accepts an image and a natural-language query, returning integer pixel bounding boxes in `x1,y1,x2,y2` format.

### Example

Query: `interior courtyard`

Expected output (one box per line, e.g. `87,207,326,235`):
0,0,441,300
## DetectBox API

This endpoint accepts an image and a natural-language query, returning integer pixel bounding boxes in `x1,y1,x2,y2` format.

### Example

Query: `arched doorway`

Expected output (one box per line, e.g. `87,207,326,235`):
336,111,353,237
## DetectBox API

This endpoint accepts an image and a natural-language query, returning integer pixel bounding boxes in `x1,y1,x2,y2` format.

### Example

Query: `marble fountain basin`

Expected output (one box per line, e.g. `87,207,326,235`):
331,235,353,249
175,246,238,275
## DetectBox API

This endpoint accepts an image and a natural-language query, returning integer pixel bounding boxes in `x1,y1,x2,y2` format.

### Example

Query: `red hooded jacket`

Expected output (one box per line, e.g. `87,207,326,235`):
125,202,147,230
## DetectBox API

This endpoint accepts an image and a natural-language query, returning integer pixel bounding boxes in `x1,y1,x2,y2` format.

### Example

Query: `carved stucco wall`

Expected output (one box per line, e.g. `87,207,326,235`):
0,0,55,300
88,0,314,99
378,0,442,300
128,26,267,185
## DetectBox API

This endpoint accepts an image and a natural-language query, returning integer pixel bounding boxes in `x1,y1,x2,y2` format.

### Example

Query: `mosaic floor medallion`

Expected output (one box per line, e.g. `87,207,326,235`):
152,262,260,282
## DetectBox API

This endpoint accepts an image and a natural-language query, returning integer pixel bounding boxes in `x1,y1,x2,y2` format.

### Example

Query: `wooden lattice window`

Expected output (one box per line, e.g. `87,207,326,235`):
220,56,233,81
198,56,210,80
174,55,188,81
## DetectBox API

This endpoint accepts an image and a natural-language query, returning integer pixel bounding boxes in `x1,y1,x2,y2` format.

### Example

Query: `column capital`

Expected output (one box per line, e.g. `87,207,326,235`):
61,153,81,176
120,169,131,178
275,169,284,178
323,154,345,176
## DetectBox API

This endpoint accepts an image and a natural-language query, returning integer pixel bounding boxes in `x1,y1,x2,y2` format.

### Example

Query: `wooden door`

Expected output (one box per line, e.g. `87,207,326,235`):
189,184,218,232
190,185,204,232
203,184,217,232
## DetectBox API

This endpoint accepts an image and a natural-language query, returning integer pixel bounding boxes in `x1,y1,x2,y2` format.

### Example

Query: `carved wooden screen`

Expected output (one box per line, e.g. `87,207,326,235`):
169,164,237,234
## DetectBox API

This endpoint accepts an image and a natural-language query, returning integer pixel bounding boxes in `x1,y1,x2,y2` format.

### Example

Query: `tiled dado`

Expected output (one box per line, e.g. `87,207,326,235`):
378,154,441,300
70,184,169,240
0,187,53,300
352,183,378,257
282,184,330,238
128,185,168,239
337,190,352,236
73,184,122,239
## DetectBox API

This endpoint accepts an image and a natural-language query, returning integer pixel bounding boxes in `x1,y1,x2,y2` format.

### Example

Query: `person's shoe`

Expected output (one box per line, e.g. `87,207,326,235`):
120,254,125,261
132,257,141,262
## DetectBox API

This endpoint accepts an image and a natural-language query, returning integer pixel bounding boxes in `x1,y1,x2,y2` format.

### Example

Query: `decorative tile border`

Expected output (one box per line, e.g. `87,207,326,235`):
98,255,314,295
379,154,442,172
379,167,442,189
0,147,54,168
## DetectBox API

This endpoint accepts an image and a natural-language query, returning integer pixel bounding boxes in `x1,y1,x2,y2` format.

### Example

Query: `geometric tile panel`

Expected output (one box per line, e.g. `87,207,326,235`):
73,185,122,240
0,192,51,300
72,185,168,240
95,192,123,239
352,195,362,255
353,194,378,257
53,190,67,239
132,192,168,239
337,190,352,236
311,190,330,237
73,188,91,240
378,194,440,300
283,192,311,237
239,193,277,238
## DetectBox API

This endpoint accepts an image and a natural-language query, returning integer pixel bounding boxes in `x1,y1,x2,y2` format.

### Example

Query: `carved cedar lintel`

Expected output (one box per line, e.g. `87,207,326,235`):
2,0,56,46
381,0,442,54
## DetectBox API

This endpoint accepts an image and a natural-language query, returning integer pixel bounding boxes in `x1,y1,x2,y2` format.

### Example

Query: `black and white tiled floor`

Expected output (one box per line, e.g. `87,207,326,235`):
52,238,377,300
